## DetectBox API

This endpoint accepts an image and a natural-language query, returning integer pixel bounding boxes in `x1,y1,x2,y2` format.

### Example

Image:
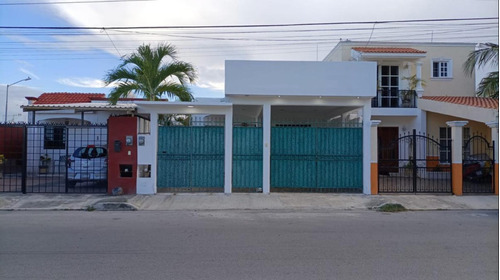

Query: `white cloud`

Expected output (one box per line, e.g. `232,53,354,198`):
0,85,43,122
57,77,110,88
18,0,499,94
19,68,40,80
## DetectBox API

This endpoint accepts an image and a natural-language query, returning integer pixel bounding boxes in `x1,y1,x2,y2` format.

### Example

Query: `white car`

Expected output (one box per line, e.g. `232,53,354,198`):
67,146,107,187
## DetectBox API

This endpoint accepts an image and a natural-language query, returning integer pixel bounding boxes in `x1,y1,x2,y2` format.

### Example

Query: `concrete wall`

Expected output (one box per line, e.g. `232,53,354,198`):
225,60,376,97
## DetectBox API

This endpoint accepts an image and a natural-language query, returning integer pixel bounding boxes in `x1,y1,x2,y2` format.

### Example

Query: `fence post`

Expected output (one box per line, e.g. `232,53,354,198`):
412,129,417,193
370,120,381,194
21,125,27,194
486,121,498,195
446,121,468,195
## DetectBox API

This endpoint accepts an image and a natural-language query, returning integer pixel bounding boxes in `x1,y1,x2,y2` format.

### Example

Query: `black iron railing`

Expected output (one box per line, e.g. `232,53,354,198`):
372,89,417,108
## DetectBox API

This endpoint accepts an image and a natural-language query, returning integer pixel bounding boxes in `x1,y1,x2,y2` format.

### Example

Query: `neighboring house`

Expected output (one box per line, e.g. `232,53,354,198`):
25,92,135,124
324,41,498,171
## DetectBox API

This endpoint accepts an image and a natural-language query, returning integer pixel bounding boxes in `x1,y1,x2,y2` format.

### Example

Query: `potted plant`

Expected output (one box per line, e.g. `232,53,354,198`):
39,153,51,174
401,75,426,107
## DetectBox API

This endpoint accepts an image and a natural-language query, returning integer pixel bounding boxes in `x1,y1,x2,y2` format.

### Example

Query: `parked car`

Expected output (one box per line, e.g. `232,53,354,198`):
463,153,492,180
67,145,107,187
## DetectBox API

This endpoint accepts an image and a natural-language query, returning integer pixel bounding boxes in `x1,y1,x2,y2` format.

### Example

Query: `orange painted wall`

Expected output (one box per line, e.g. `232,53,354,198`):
451,163,463,196
371,163,378,195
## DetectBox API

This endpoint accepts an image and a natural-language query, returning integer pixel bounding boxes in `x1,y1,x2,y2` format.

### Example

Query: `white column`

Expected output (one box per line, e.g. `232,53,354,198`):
446,120,468,195
150,112,159,194
224,108,233,194
262,104,271,194
416,61,424,97
362,102,372,194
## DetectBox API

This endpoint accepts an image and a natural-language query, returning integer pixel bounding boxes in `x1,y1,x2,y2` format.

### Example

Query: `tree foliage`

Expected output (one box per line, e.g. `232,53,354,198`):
104,43,197,104
463,43,498,98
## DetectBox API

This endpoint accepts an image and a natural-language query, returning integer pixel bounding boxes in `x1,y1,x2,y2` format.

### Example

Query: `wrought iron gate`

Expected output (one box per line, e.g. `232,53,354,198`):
378,129,452,193
0,123,108,193
463,135,495,193
157,123,225,192
270,123,363,192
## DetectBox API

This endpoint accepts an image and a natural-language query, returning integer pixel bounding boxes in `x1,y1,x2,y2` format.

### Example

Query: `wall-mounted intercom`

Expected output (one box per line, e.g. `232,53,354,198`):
126,135,133,146
114,140,122,152
138,136,145,146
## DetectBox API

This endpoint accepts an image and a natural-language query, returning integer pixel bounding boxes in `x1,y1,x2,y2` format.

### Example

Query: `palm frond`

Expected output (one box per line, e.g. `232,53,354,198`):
104,43,197,103
107,82,140,104
476,71,499,98
463,43,499,76
156,82,194,101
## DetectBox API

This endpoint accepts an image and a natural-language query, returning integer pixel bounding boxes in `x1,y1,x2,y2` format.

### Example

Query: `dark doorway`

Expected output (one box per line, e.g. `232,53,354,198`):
378,127,399,174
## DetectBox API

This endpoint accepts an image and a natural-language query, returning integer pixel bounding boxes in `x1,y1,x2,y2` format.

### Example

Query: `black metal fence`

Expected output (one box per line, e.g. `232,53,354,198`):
378,129,452,193
0,123,108,193
463,135,495,193
371,89,417,108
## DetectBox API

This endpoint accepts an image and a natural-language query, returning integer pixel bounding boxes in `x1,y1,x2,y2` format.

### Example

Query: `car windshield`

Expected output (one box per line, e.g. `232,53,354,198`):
72,147,107,159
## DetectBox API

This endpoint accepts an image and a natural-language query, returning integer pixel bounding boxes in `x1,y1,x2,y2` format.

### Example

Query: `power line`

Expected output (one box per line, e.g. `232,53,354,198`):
0,17,497,30
0,0,156,6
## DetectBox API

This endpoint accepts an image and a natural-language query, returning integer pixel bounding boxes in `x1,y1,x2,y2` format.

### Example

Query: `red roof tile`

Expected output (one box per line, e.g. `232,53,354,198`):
352,47,426,54
421,96,498,109
33,93,106,104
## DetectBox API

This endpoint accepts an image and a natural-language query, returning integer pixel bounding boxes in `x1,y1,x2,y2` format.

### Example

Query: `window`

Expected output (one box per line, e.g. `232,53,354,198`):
439,127,451,163
138,117,151,134
432,59,452,78
44,126,66,149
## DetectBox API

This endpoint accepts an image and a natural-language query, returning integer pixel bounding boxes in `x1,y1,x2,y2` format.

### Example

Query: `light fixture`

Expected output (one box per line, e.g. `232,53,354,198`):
187,105,194,108
5,77,31,123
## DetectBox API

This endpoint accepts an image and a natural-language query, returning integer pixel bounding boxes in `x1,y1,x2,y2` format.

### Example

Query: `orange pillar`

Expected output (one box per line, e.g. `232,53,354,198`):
446,121,468,196
370,120,381,195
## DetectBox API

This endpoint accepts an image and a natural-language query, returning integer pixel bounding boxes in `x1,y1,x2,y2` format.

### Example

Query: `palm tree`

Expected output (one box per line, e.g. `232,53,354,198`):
105,43,197,104
463,43,498,98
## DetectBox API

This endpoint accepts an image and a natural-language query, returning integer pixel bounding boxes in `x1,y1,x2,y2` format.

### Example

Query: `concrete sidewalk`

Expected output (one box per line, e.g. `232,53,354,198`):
0,193,498,211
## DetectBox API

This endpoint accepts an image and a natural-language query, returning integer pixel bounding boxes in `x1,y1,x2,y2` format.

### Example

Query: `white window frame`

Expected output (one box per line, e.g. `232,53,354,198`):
431,59,453,79
439,127,452,164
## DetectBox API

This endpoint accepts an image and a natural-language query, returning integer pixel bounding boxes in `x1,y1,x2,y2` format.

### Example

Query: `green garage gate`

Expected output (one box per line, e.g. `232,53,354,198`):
271,124,363,192
157,125,224,192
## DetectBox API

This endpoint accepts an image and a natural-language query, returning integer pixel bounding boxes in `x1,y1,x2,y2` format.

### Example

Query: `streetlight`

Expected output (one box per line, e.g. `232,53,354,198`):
4,77,31,123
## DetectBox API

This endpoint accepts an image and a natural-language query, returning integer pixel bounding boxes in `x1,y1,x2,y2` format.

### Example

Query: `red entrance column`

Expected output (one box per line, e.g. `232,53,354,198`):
107,116,137,195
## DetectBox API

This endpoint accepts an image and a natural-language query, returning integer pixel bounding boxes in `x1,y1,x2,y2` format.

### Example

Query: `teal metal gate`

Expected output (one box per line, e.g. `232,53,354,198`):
157,125,224,191
232,126,263,192
271,124,363,192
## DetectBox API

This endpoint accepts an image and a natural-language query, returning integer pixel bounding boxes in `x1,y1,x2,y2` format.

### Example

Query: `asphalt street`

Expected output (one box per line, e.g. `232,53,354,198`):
0,210,498,280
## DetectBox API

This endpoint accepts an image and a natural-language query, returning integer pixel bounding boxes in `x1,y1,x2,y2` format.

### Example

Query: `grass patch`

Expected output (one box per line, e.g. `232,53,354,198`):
378,203,407,212
86,205,96,212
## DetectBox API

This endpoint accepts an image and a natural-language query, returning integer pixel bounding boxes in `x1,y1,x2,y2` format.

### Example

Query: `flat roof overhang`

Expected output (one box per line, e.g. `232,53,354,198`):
21,103,137,113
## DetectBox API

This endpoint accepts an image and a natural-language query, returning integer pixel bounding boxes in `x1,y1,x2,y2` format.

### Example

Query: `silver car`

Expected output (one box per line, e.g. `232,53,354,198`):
67,146,107,187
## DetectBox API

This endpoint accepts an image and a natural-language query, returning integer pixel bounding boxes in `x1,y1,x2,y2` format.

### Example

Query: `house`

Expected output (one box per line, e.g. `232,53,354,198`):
9,42,497,195
324,41,498,194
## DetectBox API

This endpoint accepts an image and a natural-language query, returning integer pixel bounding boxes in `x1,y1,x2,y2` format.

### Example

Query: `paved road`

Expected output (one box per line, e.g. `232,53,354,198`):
0,210,498,280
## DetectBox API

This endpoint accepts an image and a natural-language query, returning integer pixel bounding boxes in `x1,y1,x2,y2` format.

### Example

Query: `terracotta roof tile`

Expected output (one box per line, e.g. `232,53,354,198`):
421,96,498,109
352,47,426,54
33,93,106,104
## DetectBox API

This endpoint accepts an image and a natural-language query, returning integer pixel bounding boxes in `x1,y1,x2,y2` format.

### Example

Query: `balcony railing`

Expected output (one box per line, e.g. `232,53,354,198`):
372,89,417,108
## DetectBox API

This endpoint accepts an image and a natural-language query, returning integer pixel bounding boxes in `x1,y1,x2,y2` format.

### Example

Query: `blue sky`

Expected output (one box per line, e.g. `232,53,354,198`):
0,0,498,122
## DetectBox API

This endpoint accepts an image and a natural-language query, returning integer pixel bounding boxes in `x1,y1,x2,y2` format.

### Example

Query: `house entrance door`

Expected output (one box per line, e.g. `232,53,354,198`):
378,127,399,174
